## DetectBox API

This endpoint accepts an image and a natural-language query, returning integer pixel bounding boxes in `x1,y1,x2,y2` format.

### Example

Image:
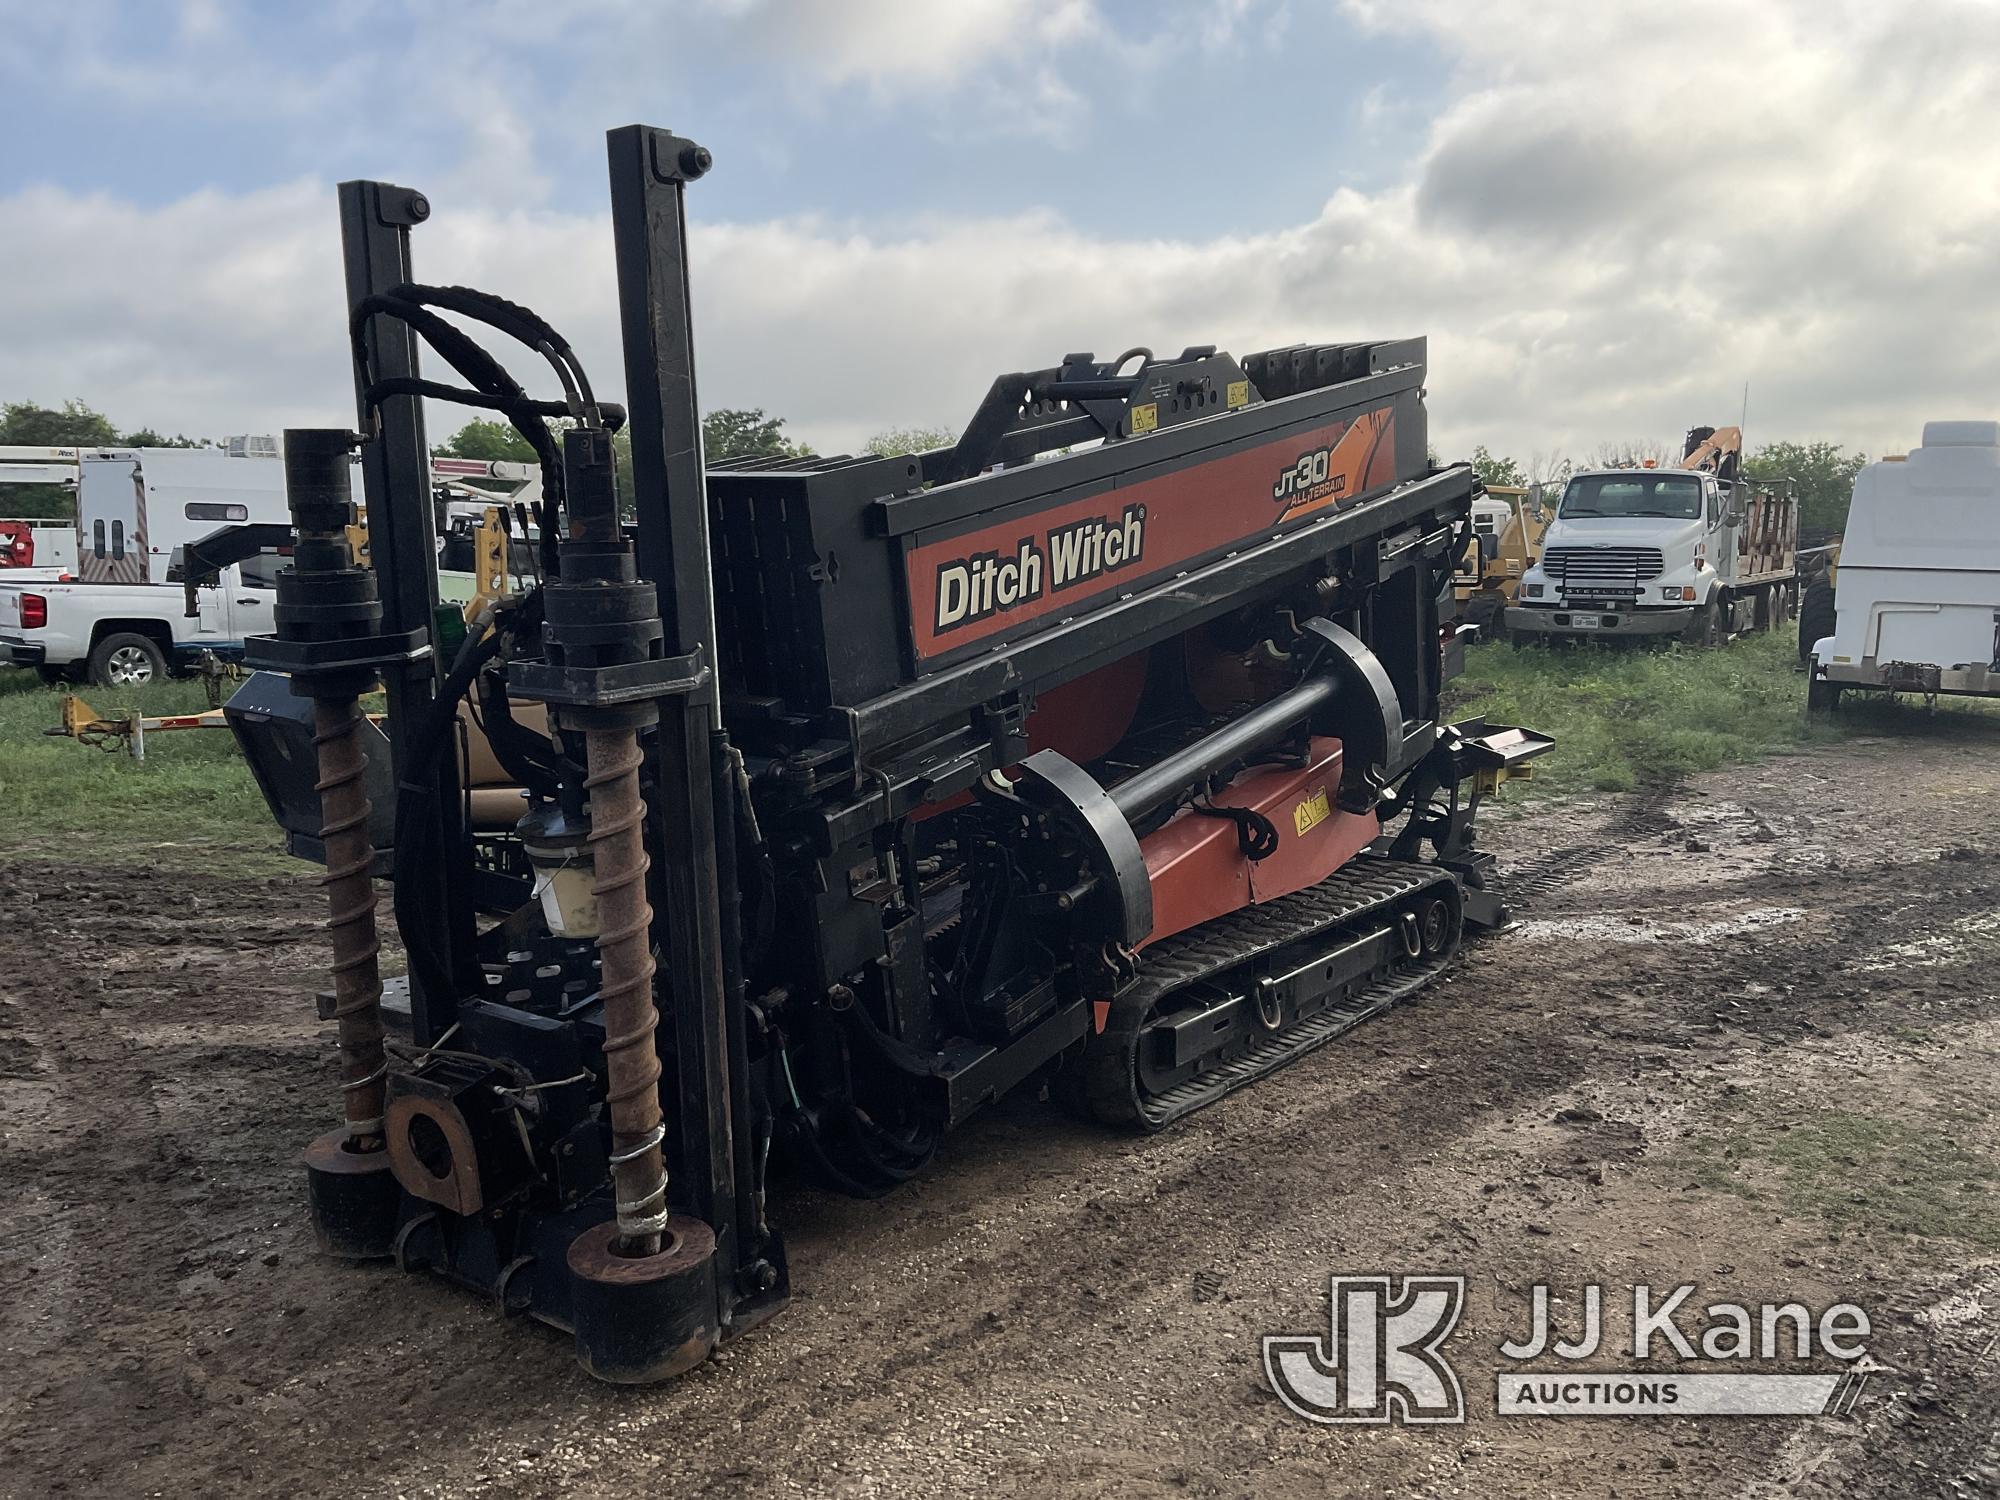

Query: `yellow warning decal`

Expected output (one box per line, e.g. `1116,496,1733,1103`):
1294,785,1330,836
1130,402,1158,435
1226,379,1249,409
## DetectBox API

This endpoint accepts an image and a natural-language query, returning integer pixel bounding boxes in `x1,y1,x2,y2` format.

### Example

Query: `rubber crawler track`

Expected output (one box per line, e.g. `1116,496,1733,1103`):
1080,860,1459,1130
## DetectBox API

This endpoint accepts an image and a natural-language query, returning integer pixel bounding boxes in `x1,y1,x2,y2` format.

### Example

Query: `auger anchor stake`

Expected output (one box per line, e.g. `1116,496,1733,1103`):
250,429,410,1258
510,427,722,1381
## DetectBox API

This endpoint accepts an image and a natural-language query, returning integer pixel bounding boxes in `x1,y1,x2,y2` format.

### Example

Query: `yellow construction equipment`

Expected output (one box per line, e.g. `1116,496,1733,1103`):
1454,484,1550,639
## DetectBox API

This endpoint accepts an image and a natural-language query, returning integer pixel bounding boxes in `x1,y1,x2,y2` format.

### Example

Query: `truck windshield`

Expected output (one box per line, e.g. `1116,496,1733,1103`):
1559,474,1702,520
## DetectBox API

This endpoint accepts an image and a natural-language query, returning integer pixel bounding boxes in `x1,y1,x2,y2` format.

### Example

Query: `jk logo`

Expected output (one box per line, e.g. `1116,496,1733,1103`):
1263,1274,1467,1425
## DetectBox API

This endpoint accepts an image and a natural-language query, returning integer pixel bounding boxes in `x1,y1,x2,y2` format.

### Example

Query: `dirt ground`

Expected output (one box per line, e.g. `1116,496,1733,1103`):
4,714,1999,1499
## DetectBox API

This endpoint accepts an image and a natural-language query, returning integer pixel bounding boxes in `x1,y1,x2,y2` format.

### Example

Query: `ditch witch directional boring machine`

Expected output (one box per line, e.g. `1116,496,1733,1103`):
226,124,1548,1382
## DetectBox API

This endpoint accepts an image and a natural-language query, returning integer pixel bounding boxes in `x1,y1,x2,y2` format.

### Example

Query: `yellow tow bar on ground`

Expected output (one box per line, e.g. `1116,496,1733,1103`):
46,692,232,762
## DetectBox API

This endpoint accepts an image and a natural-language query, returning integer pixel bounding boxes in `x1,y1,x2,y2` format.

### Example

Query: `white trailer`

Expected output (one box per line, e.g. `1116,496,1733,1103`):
1806,420,2000,711
72,443,289,585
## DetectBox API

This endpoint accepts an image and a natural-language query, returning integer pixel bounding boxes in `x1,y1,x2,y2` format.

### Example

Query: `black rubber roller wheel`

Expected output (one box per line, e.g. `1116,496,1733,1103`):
1798,575,1837,665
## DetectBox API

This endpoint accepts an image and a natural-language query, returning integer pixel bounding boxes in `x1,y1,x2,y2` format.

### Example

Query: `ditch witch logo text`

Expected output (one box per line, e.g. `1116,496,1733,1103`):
1263,1275,1873,1424
932,503,1146,636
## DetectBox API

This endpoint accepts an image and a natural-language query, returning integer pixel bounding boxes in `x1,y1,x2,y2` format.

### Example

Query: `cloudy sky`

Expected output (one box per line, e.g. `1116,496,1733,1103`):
1,0,1994,466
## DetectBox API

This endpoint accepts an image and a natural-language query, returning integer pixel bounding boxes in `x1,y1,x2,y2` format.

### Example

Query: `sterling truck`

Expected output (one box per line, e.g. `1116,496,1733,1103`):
1506,426,1798,645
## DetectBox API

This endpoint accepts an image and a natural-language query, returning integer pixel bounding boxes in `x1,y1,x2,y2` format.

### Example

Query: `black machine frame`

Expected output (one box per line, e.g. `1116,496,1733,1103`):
235,121,1546,1381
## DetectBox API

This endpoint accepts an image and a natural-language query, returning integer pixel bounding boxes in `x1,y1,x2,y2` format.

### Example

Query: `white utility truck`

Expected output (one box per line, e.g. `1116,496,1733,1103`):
1506,425,1798,645
0,442,290,684
0,445,539,685
1,446,86,579
1805,420,2000,711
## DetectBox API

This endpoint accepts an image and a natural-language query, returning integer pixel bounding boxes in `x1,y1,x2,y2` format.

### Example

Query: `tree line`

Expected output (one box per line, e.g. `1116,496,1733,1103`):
434,411,958,468
0,395,964,523
0,399,208,516
434,411,959,516
2,394,1869,541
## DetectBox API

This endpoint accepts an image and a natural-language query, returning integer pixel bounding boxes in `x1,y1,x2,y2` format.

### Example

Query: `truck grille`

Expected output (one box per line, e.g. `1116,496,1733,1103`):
1542,546,1665,593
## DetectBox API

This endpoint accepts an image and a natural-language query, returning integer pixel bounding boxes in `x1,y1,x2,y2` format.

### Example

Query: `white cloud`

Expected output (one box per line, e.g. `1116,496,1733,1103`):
701,0,1102,88
3,0,1998,465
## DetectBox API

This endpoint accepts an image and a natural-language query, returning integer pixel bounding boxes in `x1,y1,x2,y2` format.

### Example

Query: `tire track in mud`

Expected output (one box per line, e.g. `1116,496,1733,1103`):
1491,775,1684,911
378,780,1735,1493
0,859,344,1493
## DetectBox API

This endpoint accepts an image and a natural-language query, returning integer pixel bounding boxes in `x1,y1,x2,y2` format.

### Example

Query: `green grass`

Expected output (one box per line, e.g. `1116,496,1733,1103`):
1680,1109,2000,1248
0,667,283,861
4,624,1996,861
1451,628,1997,795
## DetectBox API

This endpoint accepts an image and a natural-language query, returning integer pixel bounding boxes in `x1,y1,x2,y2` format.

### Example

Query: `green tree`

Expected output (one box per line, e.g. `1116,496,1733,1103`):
1470,445,1526,489
119,428,205,448
0,398,120,448
865,426,956,458
1743,440,1867,542
435,418,540,465
591,411,811,520
0,400,122,518
704,408,812,463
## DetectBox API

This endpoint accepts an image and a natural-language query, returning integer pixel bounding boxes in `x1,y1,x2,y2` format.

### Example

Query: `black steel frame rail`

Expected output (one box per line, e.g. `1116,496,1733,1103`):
336,179,472,1048
873,361,1424,540
606,123,765,1327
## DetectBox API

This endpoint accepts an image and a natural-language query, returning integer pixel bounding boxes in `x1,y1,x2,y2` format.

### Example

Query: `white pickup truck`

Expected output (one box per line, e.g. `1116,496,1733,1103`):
0,564,278,684
1806,419,2000,711
0,444,286,684
0,444,540,684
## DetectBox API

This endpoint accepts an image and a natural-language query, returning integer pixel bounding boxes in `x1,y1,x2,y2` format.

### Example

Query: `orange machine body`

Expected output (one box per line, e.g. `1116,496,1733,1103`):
1139,735,1376,948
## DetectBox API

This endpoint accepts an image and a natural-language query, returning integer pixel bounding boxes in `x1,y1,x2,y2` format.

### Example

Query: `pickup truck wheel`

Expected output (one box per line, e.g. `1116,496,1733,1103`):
89,632,167,688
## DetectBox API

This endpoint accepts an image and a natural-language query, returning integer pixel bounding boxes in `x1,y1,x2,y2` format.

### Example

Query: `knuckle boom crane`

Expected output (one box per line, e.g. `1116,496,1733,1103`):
228,124,1549,1381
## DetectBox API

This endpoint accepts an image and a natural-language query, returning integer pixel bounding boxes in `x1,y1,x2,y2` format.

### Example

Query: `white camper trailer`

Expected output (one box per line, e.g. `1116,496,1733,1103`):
1806,420,2000,711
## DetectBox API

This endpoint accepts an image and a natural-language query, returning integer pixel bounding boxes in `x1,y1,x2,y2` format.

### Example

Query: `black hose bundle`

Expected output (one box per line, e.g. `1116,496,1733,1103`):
345,279,622,990
390,619,505,1005
472,667,571,803
349,281,624,579
1191,799,1281,861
